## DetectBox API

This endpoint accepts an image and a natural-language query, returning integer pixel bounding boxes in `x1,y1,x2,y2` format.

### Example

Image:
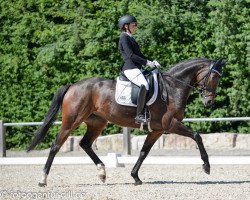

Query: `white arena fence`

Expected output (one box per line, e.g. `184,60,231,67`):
0,117,250,157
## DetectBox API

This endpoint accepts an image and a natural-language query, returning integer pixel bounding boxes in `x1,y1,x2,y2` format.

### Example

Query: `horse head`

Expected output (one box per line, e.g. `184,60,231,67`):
197,58,226,107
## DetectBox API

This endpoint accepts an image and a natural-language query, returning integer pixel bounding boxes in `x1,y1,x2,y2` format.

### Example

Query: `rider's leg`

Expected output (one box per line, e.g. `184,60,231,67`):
124,69,149,123
135,85,148,124
123,68,149,90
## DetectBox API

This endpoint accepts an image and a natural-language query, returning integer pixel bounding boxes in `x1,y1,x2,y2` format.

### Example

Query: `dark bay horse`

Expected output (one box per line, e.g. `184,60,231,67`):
27,58,226,186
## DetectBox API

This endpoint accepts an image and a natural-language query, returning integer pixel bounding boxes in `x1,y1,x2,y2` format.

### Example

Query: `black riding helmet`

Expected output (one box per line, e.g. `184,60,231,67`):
118,15,137,30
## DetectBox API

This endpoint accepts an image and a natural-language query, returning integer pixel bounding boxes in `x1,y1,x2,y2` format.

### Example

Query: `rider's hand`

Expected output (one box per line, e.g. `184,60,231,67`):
146,60,155,68
153,60,161,68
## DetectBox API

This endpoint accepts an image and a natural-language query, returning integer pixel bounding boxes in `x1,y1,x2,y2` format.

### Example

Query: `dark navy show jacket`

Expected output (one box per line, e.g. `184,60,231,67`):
118,32,149,71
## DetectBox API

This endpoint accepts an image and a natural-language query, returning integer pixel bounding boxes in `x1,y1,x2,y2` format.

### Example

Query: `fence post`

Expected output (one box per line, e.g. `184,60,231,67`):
123,127,131,155
0,120,6,157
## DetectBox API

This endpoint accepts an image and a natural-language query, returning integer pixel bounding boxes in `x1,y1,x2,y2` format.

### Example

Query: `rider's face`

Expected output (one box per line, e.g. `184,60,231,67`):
127,22,137,34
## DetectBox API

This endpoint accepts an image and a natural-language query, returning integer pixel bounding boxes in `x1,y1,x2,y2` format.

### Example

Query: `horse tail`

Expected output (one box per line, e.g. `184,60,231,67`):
27,84,71,152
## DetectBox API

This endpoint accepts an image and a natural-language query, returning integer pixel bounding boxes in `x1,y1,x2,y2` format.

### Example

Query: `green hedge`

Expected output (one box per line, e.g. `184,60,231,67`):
0,0,249,149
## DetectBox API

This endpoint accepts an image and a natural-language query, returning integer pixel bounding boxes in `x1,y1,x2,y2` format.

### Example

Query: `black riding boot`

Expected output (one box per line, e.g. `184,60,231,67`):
135,85,148,124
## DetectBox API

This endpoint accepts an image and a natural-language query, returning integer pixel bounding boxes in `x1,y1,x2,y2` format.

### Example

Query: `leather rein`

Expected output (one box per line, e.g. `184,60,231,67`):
160,62,222,99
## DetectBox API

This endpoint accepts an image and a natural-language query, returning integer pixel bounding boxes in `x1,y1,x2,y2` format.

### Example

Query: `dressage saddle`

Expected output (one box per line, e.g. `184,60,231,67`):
119,70,155,105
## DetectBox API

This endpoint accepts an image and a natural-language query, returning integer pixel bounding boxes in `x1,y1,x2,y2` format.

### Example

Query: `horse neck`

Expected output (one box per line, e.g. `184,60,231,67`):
164,59,209,105
168,58,212,85
171,64,202,83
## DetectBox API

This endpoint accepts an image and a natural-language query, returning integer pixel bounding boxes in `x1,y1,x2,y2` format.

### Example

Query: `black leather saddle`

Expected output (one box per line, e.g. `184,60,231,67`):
119,70,155,105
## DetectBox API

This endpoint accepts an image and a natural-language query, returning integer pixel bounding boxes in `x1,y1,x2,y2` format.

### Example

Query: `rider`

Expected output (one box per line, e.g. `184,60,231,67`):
118,15,160,124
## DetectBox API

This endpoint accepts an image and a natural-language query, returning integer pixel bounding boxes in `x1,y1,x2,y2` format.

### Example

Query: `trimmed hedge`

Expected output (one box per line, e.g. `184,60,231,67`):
0,0,249,149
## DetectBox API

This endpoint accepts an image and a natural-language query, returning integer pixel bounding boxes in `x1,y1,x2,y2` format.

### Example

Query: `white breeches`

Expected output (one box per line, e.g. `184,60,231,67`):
124,68,149,90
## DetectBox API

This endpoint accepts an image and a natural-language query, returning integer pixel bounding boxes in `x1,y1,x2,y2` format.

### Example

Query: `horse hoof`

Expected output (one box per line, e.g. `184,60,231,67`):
38,182,47,187
134,180,143,186
203,163,210,175
131,173,142,186
98,174,106,183
97,164,106,183
39,173,47,187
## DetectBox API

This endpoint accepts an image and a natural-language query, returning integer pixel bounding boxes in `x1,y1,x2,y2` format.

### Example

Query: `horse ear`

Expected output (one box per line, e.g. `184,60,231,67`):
220,59,227,66
214,58,226,75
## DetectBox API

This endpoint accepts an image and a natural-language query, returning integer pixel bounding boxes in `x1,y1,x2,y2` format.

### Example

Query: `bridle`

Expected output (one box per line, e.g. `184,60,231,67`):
194,62,222,98
160,61,222,98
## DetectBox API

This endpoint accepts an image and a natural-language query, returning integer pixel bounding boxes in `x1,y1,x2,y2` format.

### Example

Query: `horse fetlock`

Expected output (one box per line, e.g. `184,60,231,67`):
201,154,209,162
97,164,106,183
131,171,137,178
131,172,142,185
38,173,48,187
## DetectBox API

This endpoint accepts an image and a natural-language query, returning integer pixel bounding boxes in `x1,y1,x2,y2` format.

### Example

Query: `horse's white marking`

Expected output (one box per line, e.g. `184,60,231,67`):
97,164,106,183
39,173,47,186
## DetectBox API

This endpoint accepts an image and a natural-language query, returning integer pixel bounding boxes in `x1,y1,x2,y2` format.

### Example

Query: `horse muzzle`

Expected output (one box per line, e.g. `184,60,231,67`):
202,96,215,107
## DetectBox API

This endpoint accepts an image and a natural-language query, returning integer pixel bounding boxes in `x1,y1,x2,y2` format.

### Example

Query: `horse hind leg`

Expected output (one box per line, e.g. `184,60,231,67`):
39,111,92,186
79,114,108,183
131,131,163,185
39,129,70,186
38,84,95,186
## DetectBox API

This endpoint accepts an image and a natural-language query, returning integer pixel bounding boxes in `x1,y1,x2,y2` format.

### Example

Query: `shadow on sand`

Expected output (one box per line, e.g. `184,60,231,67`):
145,180,250,185
76,180,250,187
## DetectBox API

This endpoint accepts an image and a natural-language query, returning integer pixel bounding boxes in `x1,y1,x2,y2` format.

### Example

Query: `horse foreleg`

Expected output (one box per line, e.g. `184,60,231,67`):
194,133,210,174
169,118,210,174
131,131,162,185
80,115,108,183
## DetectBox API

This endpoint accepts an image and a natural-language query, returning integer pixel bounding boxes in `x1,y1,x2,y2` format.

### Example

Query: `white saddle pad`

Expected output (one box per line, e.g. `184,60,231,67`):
115,69,159,107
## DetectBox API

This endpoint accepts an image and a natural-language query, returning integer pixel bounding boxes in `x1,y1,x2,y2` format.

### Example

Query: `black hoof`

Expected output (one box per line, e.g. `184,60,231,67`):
203,163,210,175
134,180,143,186
131,173,142,186
38,182,47,187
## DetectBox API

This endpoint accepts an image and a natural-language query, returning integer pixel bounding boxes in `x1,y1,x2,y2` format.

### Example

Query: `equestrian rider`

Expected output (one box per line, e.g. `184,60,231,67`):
118,15,161,124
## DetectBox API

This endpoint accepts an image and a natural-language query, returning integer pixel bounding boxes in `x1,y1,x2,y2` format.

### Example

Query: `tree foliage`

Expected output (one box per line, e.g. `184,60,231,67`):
0,0,249,149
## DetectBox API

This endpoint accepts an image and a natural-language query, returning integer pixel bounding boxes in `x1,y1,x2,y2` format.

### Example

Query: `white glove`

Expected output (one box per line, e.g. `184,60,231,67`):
146,60,155,68
146,60,161,68
153,60,161,68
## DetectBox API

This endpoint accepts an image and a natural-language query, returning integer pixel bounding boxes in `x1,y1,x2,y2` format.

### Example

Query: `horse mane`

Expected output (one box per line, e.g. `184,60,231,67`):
158,58,213,102
165,58,212,75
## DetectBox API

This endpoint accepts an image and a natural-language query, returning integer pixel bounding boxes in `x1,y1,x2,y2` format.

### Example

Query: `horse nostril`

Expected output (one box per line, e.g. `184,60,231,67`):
207,100,213,106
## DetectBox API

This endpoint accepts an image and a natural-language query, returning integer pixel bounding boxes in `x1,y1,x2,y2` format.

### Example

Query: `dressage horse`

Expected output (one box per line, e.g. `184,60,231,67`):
27,58,226,186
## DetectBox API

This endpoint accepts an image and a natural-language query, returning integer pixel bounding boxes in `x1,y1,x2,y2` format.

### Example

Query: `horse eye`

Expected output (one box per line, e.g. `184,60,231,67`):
211,75,218,80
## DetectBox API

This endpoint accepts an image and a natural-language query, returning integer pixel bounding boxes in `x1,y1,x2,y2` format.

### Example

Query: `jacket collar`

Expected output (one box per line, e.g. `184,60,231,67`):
125,32,132,37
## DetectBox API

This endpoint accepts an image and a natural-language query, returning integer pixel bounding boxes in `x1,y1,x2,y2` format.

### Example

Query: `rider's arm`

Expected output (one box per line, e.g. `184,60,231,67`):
120,35,148,65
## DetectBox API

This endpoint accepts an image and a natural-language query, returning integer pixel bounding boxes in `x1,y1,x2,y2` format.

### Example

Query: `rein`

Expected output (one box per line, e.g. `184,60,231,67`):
161,72,202,94
160,61,222,97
